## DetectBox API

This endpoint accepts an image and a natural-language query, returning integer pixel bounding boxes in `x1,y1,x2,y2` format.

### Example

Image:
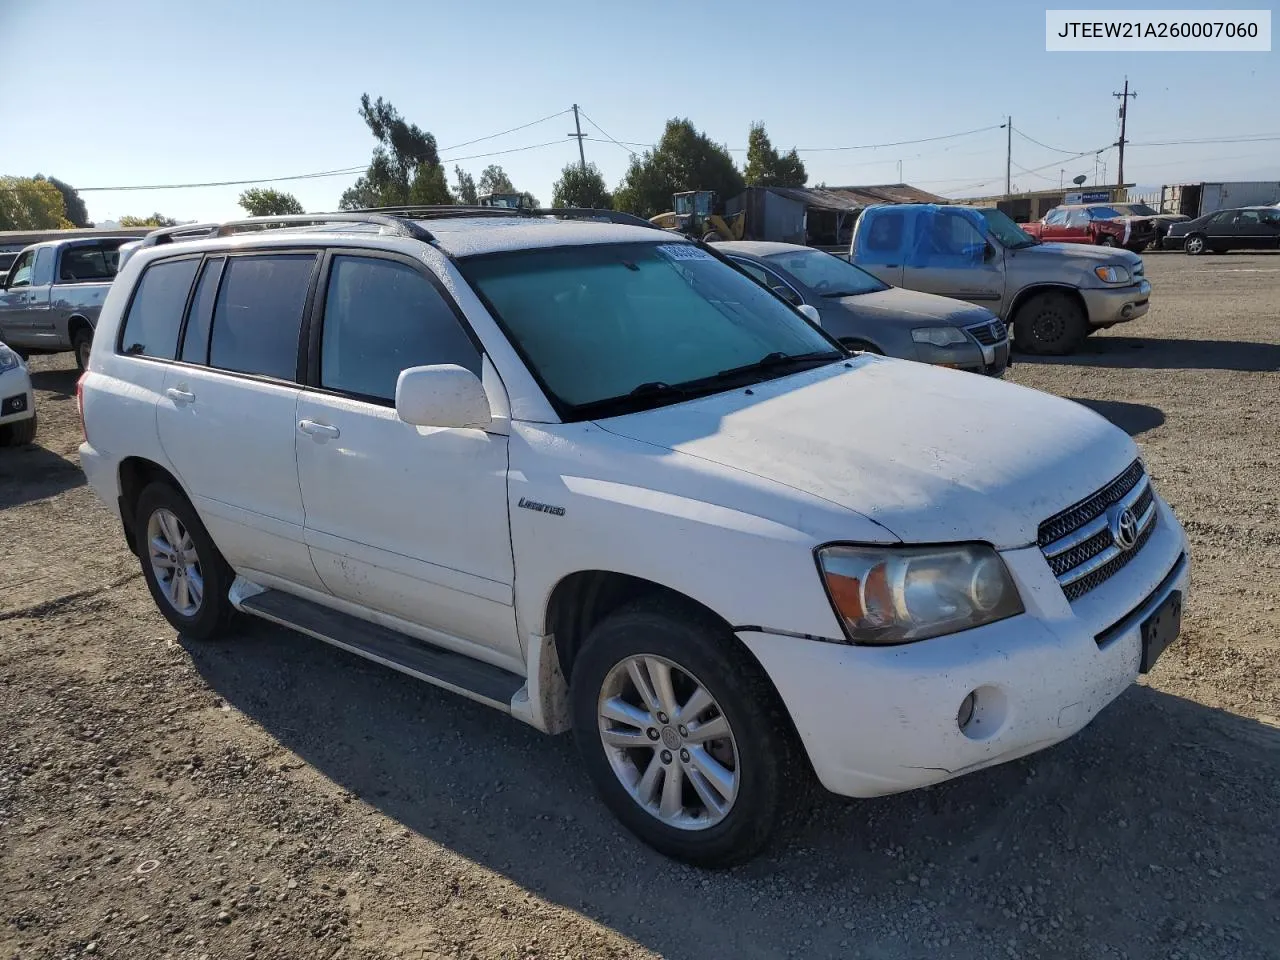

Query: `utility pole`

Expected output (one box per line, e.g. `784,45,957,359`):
569,104,587,173
897,159,902,182
1113,78,1137,188
1005,117,1012,198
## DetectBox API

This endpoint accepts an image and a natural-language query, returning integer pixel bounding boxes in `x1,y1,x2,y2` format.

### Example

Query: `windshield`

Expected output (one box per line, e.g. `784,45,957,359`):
461,242,842,418
978,208,1038,249
762,249,887,296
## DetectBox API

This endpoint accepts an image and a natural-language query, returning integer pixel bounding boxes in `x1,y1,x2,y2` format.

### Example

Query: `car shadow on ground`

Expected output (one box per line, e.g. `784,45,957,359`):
186,620,1280,959
1014,337,1280,372
0,443,85,508
29,366,80,397
1068,398,1166,437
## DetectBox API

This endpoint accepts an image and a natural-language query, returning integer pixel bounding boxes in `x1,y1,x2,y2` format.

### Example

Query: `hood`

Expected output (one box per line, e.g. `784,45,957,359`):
595,358,1136,549
829,287,993,328
1015,240,1141,268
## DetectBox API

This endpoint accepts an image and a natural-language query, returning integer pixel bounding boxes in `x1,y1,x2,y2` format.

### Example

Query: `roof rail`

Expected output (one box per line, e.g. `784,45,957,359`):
135,213,435,250
354,204,531,220
533,208,664,230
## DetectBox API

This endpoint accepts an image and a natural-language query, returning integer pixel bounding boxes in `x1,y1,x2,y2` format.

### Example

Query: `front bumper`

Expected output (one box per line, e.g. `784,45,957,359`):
739,497,1188,798
1080,279,1151,327
913,339,1010,377
0,368,35,426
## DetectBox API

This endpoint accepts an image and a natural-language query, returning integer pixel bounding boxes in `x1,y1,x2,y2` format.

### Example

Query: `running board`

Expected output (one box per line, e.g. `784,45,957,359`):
239,589,524,710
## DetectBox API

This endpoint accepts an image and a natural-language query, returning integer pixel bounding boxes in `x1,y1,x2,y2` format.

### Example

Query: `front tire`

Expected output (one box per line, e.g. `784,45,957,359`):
0,413,37,447
134,482,235,640
1184,234,1207,256
1013,291,1088,356
1098,235,1118,247
570,598,803,867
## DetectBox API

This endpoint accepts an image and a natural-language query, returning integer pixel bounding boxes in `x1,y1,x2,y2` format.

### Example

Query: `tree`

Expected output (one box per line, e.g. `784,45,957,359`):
238,188,304,216
452,166,477,205
0,176,72,229
35,175,90,227
339,94,452,209
613,118,746,218
119,213,178,227
743,122,807,188
551,162,613,209
477,164,515,195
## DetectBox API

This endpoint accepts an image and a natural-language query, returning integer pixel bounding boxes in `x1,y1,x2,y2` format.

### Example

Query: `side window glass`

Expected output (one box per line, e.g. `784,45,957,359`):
1067,210,1090,228
59,245,118,282
761,267,801,304
859,212,904,259
320,255,479,401
32,248,54,286
209,254,315,381
180,257,225,365
118,258,200,359
1236,211,1260,226
731,258,771,284
1045,209,1067,225
7,252,34,287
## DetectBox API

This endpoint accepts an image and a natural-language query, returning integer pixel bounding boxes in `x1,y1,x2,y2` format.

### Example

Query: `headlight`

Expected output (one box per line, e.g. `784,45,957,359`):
910,326,970,347
1094,265,1131,284
0,344,20,373
817,544,1023,645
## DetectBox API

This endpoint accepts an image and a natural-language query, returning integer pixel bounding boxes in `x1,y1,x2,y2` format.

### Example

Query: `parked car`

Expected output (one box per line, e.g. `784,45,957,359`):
1163,206,1280,254
0,340,37,446
0,236,136,370
1103,202,1189,246
716,241,1009,375
79,211,1190,866
851,204,1152,355
1020,204,1157,253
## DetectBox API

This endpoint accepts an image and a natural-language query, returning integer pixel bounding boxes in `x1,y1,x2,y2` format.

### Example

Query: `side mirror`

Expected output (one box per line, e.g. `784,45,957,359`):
395,364,491,430
797,304,822,327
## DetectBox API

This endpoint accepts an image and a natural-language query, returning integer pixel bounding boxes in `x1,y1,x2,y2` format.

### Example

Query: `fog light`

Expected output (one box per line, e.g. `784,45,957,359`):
957,691,977,730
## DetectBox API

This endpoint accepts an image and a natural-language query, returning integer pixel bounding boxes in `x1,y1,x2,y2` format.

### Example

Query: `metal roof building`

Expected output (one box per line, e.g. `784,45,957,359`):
725,184,949,246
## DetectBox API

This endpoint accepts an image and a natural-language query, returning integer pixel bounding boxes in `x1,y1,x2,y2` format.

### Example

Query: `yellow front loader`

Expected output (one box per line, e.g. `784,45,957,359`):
649,191,745,242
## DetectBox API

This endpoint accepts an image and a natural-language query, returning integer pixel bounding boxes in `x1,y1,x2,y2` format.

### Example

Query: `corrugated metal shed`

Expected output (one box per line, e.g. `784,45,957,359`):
756,184,949,211
725,184,950,245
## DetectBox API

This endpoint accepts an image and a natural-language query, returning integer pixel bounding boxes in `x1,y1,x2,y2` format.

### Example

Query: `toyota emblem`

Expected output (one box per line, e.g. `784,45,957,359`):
1113,506,1139,551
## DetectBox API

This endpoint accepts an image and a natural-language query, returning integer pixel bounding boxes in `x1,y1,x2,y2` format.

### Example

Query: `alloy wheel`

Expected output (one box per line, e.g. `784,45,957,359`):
147,507,204,617
597,655,739,830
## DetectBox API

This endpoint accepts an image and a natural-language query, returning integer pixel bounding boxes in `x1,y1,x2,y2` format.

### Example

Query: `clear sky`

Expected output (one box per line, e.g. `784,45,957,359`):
3,0,1276,223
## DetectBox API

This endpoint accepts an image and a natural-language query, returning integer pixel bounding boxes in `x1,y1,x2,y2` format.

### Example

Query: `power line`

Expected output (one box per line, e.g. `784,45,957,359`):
577,110,637,157
1127,134,1280,146
1012,127,1091,156
585,123,1005,155
437,108,571,153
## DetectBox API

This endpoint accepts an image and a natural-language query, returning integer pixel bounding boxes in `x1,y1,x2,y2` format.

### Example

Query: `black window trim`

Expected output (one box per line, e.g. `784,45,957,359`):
299,246,485,409
175,254,226,366
115,247,322,390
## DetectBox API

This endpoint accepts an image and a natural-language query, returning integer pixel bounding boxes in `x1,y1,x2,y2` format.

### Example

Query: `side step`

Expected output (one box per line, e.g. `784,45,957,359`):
239,589,524,710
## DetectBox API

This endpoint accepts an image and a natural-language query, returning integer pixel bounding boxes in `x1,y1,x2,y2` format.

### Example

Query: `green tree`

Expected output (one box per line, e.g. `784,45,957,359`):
743,122,807,188
238,188,304,216
0,176,72,229
35,175,90,226
339,94,452,209
477,164,515,195
551,162,613,209
613,118,746,218
452,166,477,205
118,213,178,227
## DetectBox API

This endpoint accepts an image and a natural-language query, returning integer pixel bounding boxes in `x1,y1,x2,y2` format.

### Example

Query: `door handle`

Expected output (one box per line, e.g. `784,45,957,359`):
165,386,195,405
298,419,340,440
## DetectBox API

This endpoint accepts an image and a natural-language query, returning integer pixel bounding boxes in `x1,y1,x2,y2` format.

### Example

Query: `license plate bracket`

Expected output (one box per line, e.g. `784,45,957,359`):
1139,590,1182,673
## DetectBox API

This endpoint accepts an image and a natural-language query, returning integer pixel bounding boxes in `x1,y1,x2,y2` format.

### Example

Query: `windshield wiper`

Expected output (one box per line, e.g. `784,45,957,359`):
819,290,870,298
629,381,688,398
712,349,843,381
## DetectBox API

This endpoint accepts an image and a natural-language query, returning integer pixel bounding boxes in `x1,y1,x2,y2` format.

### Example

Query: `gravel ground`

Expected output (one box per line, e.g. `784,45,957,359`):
2,252,1278,960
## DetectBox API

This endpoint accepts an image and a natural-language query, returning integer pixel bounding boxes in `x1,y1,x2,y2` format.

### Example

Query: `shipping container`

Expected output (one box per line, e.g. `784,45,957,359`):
1159,181,1280,218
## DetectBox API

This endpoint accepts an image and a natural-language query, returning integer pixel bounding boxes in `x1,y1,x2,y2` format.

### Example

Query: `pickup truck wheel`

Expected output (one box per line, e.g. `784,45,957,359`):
134,482,235,640
0,413,37,447
72,327,93,371
570,598,803,867
1013,291,1087,356
1098,235,1118,247
1184,234,1207,256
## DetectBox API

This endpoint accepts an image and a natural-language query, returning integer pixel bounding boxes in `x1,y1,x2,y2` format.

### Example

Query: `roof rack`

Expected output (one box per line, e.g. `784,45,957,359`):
136,213,436,250
533,208,664,230
356,204,528,220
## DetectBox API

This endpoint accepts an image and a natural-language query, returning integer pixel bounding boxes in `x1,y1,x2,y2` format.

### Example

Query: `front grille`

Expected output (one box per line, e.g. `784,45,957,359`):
967,319,1007,346
1038,459,1158,601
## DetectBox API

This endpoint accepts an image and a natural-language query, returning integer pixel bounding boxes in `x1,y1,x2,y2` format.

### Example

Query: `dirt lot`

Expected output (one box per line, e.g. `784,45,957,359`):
2,252,1278,960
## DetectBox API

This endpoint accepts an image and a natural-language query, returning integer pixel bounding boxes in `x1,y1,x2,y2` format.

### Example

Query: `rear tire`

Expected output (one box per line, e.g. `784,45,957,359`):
134,481,236,640
1184,234,1207,256
1013,291,1088,356
1098,235,1118,247
0,413,37,447
72,326,93,371
570,597,804,867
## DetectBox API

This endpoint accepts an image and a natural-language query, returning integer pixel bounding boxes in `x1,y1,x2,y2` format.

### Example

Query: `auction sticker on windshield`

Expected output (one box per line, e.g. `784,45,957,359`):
1046,9,1270,50
656,243,713,261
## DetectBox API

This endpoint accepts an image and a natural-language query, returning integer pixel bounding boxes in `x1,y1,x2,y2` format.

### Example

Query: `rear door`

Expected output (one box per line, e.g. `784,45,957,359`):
155,250,326,592
1229,210,1272,250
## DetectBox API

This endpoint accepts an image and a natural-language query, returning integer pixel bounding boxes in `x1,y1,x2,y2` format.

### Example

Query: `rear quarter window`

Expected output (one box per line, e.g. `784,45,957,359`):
118,257,201,359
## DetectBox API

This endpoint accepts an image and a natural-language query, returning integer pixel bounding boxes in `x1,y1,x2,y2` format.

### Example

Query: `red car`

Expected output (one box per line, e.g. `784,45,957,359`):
1021,203,1157,253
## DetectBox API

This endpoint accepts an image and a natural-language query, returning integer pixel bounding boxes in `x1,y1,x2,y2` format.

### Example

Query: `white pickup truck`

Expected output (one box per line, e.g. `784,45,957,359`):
78,210,1190,866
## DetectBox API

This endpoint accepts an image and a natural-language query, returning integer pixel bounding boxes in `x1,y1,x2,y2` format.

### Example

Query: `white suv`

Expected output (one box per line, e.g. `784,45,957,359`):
78,211,1189,866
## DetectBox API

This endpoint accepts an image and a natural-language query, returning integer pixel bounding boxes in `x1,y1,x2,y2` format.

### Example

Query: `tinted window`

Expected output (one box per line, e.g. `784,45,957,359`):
1209,211,1233,225
119,258,200,359
1235,211,1262,226
862,212,904,253
209,254,315,381
59,244,123,282
763,249,886,296
320,255,479,401
731,258,771,285
180,257,225,365
6,251,33,287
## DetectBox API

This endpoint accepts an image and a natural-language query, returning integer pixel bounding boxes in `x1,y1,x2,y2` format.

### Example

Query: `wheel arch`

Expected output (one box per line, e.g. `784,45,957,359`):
1008,282,1088,324
117,456,189,555
67,314,93,341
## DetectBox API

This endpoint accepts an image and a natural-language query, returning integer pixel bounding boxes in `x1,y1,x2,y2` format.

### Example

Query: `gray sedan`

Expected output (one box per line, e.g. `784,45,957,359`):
716,241,1010,375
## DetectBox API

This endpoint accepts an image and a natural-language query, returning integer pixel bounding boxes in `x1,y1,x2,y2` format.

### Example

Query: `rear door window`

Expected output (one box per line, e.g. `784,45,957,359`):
208,253,316,381
118,257,201,359
318,254,479,402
